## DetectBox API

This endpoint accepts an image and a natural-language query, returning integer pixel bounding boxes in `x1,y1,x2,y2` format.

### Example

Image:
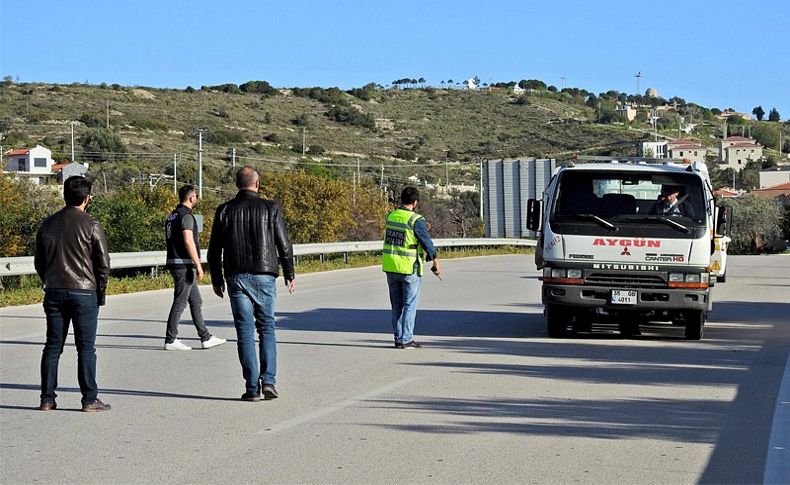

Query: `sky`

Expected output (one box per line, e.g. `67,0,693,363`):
1,0,789,118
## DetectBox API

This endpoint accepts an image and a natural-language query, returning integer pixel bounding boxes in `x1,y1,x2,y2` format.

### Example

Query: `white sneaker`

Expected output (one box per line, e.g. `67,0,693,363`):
201,336,227,349
164,339,192,351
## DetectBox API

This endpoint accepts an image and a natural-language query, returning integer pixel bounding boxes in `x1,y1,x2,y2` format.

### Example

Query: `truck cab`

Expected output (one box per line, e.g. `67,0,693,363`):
527,160,732,340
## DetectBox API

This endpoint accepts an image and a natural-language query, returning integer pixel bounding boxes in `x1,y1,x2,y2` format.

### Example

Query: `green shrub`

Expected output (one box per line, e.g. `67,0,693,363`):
326,106,376,129
131,118,169,131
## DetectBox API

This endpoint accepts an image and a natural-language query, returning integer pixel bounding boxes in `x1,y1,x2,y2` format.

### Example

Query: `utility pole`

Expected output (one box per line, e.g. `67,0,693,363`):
445,161,449,191
479,160,484,219
173,153,177,194
231,147,236,169
561,77,566,90
106,99,110,129
199,134,205,198
635,71,642,95
70,121,75,162
0,131,4,165
302,127,306,156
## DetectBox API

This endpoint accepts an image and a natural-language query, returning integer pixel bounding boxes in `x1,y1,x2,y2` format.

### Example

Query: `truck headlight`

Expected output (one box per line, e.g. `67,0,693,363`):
567,269,583,279
668,272,709,289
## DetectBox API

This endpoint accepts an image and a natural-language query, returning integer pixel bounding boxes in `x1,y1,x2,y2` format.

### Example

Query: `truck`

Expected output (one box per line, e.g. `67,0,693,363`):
526,159,732,340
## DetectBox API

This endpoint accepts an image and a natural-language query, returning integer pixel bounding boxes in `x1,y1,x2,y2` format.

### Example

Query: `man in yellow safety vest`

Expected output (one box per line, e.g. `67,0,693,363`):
382,186,440,349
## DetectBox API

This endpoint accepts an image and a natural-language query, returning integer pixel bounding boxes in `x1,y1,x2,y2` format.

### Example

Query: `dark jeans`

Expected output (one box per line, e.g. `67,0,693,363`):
41,288,100,406
227,273,277,394
166,268,210,343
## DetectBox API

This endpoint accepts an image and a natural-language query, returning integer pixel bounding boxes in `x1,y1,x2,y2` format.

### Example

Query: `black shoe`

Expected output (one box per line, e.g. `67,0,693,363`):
394,342,404,349
262,384,279,400
39,401,57,411
241,391,262,402
82,399,111,412
401,341,422,349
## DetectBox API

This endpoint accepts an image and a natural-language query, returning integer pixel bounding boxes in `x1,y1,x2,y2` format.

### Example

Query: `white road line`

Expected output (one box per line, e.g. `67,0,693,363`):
257,376,420,435
765,353,790,484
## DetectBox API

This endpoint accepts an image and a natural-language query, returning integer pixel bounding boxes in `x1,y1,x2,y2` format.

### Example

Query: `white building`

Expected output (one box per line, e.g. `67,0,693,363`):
759,166,790,189
2,145,56,185
719,136,763,170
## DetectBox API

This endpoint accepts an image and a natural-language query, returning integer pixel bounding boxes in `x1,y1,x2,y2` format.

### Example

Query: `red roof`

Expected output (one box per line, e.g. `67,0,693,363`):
750,182,790,199
51,163,66,171
4,148,30,156
723,136,754,142
726,142,761,148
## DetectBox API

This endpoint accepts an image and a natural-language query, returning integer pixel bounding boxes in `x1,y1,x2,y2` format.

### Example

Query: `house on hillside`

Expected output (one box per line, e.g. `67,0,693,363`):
639,139,708,163
53,161,89,183
719,136,763,170
616,104,637,122
2,145,55,185
464,78,479,90
719,109,752,121
713,187,744,198
667,139,708,164
759,165,790,189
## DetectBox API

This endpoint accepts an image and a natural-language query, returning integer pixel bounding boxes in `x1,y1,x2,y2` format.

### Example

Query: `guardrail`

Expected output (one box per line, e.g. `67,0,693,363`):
0,238,535,277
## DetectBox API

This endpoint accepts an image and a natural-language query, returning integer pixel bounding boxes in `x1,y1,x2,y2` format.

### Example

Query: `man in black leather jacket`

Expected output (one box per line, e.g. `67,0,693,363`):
34,176,112,412
208,166,295,401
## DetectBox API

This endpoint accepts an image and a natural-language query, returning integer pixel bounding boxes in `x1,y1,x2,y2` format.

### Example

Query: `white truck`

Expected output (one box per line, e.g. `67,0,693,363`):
526,159,732,340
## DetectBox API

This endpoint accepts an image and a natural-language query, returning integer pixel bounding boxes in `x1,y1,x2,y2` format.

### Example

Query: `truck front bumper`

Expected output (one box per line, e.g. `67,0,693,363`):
542,284,709,312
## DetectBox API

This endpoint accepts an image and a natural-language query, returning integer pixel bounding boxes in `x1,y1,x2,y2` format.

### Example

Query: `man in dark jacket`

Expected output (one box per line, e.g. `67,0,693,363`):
208,166,295,402
163,184,226,351
34,176,111,412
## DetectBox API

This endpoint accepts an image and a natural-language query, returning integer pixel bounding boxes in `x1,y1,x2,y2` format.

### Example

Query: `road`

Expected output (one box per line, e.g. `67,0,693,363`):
1,254,788,484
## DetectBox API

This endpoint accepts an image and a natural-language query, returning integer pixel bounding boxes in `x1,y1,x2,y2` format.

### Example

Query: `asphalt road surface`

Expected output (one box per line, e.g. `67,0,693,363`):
1,254,789,484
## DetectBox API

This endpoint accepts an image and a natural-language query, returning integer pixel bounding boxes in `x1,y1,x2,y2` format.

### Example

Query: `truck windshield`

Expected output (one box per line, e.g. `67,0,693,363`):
552,170,706,226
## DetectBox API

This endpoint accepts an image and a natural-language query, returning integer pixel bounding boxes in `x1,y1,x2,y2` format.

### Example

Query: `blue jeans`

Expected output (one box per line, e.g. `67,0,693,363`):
41,288,100,406
227,274,277,394
386,272,422,344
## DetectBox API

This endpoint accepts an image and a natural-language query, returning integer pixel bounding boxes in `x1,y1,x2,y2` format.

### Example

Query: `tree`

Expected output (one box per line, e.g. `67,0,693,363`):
752,106,765,121
88,185,177,252
768,108,781,122
720,196,784,254
0,174,61,256
79,128,127,163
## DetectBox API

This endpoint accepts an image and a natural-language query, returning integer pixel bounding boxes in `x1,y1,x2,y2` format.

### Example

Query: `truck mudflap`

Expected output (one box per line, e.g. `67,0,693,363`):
542,283,709,312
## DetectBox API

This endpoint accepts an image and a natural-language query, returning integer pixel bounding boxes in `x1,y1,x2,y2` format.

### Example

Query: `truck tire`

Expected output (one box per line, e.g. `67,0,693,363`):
547,305,570,338
684,310,705,340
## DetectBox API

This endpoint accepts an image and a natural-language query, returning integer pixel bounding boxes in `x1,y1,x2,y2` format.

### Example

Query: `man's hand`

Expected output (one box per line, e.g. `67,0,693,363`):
213,283,225,298
431,261,441,280
196,264,204,282
285,279,296,294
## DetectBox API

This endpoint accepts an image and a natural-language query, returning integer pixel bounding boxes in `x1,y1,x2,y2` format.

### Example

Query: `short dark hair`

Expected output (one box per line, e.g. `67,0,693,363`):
235,166,259,189
400,186,420,205
63,176,92,206
178,184,196,203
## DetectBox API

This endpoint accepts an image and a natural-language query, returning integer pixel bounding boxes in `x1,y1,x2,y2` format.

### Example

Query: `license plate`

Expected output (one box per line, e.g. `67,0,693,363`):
610,289,637,305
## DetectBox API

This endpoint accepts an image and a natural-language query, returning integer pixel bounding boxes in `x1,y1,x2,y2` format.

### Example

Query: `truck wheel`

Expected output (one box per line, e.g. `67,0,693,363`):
684,310,705,340
618,320,639,338
547,305,570,338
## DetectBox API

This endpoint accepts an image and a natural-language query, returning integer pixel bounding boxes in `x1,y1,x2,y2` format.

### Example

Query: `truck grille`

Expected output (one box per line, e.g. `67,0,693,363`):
585,272,665,288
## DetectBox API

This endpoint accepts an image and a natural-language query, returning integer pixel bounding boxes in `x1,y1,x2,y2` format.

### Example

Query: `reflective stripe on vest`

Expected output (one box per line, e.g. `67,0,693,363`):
382,208,424,276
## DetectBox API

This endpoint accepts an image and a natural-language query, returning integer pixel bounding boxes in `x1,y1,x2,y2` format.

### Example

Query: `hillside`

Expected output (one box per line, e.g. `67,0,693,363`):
0,81,688,190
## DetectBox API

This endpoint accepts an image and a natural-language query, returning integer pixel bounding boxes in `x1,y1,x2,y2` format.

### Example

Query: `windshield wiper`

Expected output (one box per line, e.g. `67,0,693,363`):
564,213,617,231
626,215,690,233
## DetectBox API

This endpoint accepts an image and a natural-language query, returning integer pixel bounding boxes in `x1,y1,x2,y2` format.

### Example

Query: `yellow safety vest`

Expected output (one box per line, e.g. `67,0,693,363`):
382,208,424,276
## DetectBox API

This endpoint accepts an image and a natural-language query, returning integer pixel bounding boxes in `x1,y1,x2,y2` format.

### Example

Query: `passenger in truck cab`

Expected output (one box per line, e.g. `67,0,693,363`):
652,184,695,218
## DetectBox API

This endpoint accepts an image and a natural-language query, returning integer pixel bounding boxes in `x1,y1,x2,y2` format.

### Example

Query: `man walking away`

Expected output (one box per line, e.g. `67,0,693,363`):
208,167,296,402
164,184,226,351
35,176,111,412
382,186,440,349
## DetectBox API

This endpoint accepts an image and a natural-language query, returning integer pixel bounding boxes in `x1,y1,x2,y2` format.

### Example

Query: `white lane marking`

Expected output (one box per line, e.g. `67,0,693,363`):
765,353,790,485
257,376,420,435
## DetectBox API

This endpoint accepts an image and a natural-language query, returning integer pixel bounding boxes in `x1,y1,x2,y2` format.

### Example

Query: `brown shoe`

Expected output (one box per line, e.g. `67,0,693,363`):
241,392,262,402
262,384,279,400
82,399,111,412
39,401,57,411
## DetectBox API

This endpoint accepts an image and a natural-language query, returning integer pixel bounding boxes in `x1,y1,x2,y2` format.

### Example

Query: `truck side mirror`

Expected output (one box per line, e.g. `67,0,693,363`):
526,199,542,231
715,205,733,236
